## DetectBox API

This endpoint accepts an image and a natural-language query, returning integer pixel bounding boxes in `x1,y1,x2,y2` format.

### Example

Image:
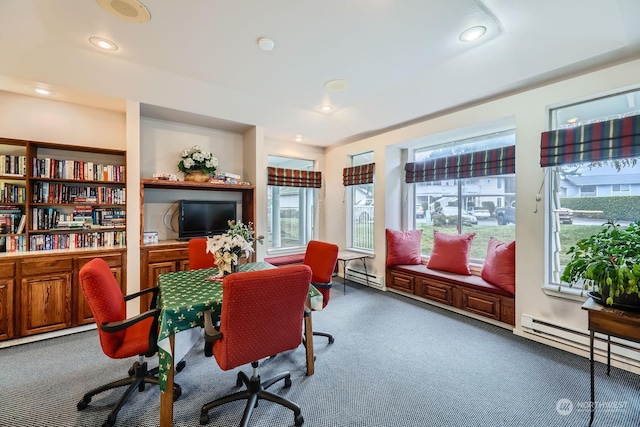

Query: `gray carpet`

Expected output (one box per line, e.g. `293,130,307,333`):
1,279,639,427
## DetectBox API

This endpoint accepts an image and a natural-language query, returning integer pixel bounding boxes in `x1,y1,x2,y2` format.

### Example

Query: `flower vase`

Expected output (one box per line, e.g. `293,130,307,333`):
223,262,238,276
185,170,210,182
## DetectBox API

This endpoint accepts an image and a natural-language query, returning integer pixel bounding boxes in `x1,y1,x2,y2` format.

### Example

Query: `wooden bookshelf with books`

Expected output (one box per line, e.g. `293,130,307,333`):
0,137,128,342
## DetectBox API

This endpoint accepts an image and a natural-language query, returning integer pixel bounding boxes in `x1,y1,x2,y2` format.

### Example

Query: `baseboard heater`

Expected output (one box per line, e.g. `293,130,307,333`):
342,267,384,290
521,313,640,367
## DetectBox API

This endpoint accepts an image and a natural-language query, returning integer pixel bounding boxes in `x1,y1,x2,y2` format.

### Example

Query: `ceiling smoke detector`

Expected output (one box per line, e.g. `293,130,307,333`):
324,79,350,92
97,0,151,23
257,37,275,51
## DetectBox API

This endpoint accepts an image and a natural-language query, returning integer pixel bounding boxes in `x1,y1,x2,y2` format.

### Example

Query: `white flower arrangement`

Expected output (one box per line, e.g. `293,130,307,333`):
177,145,219,175
205,220,264,274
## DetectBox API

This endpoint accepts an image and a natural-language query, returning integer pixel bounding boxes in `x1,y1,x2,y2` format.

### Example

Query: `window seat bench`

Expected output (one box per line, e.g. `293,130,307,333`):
264,254,305,267
386,264,515,326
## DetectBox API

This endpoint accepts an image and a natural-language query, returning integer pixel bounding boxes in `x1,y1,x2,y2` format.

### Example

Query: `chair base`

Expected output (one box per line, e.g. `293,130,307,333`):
77,360,182,427
313,331,335,344
200,365,303,427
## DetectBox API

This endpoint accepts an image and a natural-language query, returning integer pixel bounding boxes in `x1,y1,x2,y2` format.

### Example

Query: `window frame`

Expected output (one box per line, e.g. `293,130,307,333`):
347,152,375,253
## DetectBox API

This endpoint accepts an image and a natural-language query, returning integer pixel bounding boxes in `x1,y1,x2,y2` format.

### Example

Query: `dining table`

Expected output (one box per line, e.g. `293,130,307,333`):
156,261,322,427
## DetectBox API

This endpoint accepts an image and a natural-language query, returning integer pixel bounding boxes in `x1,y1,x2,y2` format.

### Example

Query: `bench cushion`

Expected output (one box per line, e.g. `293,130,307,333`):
390,264,514,297
264,254,305,266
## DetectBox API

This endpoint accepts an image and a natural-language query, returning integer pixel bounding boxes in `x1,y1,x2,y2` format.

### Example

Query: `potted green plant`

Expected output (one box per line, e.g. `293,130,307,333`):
561,220,640,307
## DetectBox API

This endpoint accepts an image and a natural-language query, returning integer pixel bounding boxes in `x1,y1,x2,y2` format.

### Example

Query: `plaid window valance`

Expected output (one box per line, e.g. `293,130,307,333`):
405,146,515,183
267,167,322,188
540,115,640,167
343,163,375,186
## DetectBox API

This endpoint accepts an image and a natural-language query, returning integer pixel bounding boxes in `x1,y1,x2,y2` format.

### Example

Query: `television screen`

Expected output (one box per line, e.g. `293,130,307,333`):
178,200,237,240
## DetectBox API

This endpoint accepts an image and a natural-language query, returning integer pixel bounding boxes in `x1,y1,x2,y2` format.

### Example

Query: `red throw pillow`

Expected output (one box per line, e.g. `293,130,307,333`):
385,229,423,266
481,237,516,294
426,231,475,275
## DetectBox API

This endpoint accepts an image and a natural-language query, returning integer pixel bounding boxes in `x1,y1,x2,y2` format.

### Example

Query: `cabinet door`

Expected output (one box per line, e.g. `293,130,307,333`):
144,261,178,310
20,273,72,336
0,278,14,341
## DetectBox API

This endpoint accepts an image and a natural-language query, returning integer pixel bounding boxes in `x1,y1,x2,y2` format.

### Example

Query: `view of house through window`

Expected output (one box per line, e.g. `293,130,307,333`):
412,130,516,262
350,152,374,251
267,156,316,251
547,88,640,291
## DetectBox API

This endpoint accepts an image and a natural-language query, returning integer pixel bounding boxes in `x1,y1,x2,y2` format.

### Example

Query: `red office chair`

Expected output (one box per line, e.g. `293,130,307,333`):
189,237,216,270
77,258,182,427
200,265,312,426
303,240,339,344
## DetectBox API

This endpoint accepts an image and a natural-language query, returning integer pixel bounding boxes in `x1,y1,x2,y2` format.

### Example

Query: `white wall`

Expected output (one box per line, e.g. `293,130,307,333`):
324,59,640,364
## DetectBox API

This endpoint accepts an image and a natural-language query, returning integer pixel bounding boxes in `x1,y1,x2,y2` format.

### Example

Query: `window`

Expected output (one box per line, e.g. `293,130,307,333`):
545,87,640,293
349,152,374,251
267,156,316,251
411,130,516,262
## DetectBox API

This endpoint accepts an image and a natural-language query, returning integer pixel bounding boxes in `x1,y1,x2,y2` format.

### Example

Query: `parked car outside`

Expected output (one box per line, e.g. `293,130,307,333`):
469,207,490,219
556,207,574,224
416,204,425,219
432,206,478,226
496,201,516,225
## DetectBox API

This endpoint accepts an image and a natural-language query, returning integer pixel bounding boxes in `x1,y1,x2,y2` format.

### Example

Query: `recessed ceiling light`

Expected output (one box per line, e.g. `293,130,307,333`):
459,26,487,42
295,134,303,142
32,87,55,96
318,105,334,113
96,0,151,23
324,79,350,92
257,37,275,51
89,36,119,51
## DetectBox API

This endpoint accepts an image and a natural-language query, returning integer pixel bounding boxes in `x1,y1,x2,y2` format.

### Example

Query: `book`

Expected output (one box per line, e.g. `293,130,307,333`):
16,215,26,234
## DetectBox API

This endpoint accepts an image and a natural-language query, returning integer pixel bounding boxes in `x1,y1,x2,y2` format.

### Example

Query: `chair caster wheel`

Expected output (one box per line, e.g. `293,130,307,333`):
77,398,89,411
103,413,116,427
328,336,335,344
176,360,186,372
173,385,182,401
295,414,304,426
199,413,210,425
284,377,292,388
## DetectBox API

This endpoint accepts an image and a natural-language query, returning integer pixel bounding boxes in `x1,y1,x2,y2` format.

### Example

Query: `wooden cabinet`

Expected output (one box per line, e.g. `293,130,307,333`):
140,243,189,312
0,261,16,340
0,249,126,341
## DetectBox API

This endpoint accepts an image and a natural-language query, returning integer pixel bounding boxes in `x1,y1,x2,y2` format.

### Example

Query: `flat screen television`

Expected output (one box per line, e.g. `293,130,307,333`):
178,200,237,240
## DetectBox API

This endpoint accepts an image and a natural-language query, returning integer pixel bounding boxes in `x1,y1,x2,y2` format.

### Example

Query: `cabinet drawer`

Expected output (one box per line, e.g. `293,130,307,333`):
0,262,16,278
147,248,189,263
457,288,501,321
387,271,414,293
417,278,453,305
77,253,122,269
21,257,73,276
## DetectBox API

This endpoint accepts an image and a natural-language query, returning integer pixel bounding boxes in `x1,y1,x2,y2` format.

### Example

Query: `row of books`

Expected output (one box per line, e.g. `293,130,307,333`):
32,182,126,204
0,183,26,204
0,154,27,177
0,213,26,234
32,158,125,182
1,235,26,252
28,231,126,251
32,206,127,230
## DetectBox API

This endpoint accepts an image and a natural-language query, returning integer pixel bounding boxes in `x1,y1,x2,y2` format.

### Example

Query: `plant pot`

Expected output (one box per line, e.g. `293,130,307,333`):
185,170,210,182
223,262,238,276
588,289,640,311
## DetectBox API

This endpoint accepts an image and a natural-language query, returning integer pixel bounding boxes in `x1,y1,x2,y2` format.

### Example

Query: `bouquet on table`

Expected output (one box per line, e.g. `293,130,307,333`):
206,220,264,276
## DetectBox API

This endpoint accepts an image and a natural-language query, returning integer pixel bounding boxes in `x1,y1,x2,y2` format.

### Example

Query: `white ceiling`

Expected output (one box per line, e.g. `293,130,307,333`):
1,0,640,147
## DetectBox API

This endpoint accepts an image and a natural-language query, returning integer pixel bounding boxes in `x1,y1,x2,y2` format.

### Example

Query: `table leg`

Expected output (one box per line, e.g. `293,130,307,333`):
160,335,175,427
590,330,595,427
341,260,347,294
303,308,315,376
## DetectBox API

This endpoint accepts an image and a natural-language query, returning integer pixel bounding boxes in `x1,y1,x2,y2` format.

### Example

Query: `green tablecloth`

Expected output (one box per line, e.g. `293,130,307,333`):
156,261,322,392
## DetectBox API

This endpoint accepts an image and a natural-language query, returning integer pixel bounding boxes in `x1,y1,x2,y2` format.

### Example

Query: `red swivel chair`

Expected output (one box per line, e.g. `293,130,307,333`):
189,237,216,270
303,240,339,344
77,258,182,427
199,265,312,426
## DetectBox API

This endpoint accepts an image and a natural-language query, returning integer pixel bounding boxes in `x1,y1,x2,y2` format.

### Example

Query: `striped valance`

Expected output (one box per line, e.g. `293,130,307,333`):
405,146,515,183
267,167,322,188
343,163,375,186
540,115,640,167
